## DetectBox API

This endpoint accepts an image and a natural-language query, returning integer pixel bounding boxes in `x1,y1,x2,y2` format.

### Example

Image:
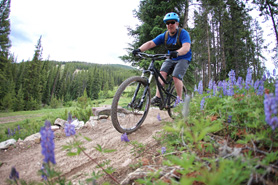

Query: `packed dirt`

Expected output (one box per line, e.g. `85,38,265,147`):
0,108,172,184
0,114,44,124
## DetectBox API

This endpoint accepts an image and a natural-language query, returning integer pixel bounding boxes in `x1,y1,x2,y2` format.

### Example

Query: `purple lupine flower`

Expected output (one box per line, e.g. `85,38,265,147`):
208,79,213,93
40,120,56,164
236,77,243,89
161,147,166,154
275,80,278,98
64,123,76,136
198,80,203,94
254,79,260,90
245,68,252,90
267,70,270,78
213,84,217,96
9,167,19,181
257,80,264,95
263,73,266,81
222,81,227,96
264,94,272,124
227,115,232,123
7,128,11,137
270,117,278,130
264,93,278,130
41,164,48,180
194,84,197,92
157,113,162,121
121,133,130,142
67,113,73,124
229,70,236,86
228,80,234,96
273,69,276,76
200,98,205,110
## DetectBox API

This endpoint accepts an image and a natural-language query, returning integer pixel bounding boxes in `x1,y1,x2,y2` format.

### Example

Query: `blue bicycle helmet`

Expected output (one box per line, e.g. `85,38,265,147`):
163,12,180,23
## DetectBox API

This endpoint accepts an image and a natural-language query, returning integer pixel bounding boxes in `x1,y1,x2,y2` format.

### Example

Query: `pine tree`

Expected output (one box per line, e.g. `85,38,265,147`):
22,36,43,110
0,0,11,105
14,85,25,111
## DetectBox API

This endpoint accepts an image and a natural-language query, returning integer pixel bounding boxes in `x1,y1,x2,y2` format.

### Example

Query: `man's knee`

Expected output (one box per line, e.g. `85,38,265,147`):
173,76,182,82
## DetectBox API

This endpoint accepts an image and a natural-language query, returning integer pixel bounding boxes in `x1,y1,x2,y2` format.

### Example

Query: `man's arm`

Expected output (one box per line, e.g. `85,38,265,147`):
177,43,190,56
139,41,156,52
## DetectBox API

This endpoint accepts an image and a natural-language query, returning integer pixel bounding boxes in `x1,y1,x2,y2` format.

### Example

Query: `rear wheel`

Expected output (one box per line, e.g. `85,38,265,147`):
167,84,187,118
111,76,151,134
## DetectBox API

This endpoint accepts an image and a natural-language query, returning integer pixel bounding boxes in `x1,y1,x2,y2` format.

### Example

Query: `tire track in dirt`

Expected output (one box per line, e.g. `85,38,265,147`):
0,108,172,184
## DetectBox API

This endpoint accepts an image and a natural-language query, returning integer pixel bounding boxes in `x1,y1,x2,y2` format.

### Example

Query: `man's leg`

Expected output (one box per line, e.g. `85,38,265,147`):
155,71,168,98
173,77,183,98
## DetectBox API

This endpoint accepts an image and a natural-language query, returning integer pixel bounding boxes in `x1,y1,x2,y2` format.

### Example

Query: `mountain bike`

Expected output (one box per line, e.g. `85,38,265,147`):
111,52,187,134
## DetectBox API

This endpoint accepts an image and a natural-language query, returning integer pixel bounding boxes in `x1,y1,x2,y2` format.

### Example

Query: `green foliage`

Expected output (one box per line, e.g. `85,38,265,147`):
196,158,251,185
72,107,92,122
49,96,60,109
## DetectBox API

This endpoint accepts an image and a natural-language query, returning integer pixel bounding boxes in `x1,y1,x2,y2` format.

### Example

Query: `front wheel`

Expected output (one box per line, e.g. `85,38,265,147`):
167,84,187,118
111,76,151,134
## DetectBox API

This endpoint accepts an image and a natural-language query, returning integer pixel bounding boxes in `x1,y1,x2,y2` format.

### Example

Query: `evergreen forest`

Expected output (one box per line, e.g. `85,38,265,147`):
1,0,278,112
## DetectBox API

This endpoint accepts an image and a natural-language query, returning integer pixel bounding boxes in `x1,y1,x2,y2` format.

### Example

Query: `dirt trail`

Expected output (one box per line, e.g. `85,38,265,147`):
0,108,172,184
0,114,44,124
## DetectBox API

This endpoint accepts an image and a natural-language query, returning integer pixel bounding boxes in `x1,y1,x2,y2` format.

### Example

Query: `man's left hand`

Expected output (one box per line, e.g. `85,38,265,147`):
170,51,178,59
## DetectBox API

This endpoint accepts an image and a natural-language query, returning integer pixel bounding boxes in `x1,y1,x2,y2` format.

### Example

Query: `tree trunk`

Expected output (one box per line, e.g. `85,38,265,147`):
182,0,189,29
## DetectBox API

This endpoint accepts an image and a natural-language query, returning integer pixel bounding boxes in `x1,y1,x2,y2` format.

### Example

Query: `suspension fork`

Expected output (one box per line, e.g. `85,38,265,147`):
129,73,152,109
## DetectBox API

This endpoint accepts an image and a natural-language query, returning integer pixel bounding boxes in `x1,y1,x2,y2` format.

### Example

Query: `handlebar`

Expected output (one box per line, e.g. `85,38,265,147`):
136,52,170,60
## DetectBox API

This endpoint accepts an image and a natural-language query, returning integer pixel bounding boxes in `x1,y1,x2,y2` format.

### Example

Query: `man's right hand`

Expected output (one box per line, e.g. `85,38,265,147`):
132,49,141,56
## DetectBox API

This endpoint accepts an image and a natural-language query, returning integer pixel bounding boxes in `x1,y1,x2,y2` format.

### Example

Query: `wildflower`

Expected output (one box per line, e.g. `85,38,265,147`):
161,147,166,154
228,80,234,96
263,73,266,81
213,84,217,96
40,120,56,164
198,80,203,94
222,81,227,96
253,79,260,90
157,113,162,121
194,84,197,92
257,80,264,95
245,68,252,90
270,117,278,130
121,133,130,142
273,69,276,76
264,93,278,130
64,123,76,136
40,164,48,180
207,79,213,93
229,70,236,85
227,115,232,123
67,112,73,124
267,70,270,78
264,94,272,124
7,128,11,137
9,167,19,181
275,80,278,98
236,77,243,89
200,98,205,110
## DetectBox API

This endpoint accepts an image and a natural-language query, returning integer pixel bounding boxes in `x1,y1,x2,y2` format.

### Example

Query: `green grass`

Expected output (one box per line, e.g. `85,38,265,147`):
0,107,76,142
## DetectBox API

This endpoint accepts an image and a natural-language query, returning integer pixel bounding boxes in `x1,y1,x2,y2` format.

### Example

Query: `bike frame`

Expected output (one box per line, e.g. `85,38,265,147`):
133,53,177,110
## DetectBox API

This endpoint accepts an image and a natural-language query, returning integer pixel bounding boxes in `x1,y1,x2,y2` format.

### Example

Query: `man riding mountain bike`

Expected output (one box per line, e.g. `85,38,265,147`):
133,12,192,106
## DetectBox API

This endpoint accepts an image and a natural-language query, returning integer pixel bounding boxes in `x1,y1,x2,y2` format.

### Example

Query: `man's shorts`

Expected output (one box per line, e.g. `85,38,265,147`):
160,59,189,80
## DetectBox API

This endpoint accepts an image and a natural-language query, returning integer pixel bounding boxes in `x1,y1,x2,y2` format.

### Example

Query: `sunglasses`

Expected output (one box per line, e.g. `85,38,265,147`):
166,21,176,25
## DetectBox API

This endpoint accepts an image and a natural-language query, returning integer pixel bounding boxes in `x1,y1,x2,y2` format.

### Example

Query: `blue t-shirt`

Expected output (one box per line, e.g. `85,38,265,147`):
152,29,192,61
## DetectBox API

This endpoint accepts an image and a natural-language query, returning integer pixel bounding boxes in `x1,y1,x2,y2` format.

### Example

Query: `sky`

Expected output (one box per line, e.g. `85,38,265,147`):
9,0,276,71
9,0,140,65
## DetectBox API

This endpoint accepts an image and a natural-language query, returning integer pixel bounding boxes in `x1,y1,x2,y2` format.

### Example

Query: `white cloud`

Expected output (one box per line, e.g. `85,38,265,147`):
9,0,140,64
